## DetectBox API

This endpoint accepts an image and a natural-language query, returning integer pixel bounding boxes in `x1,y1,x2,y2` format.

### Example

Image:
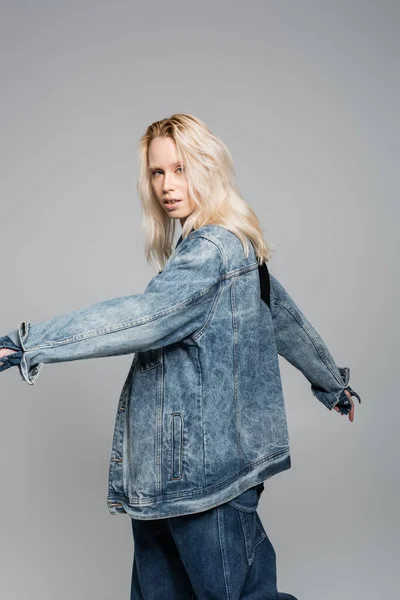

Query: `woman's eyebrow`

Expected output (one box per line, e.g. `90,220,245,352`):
148,161,182,170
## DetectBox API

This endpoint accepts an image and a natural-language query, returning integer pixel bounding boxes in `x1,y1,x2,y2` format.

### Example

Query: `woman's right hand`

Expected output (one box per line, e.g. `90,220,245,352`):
0,347,19,370
0,348,17,358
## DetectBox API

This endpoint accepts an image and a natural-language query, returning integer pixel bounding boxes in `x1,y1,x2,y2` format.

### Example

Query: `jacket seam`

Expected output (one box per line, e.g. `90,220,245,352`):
189,281,223,342
193,233,228,272
193,231,259,279
24,235,226,353
222,261,259,279
185,234,227,343
107,446,290,505
194,345,206,484
231,277,245,466
23,282,221,353
277,300,345,389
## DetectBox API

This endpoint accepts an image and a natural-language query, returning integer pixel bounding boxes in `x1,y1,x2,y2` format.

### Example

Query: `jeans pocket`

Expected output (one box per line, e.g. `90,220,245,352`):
227,486,267,566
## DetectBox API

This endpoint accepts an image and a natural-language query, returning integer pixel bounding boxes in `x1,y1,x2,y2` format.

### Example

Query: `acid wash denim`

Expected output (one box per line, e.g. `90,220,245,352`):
129,483,297,600
5,224,360,520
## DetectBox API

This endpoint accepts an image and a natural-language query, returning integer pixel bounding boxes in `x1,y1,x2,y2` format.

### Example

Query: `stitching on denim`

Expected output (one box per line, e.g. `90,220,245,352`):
196,345,206,483
24,283,221,353
135,350,162,372
310,387,336,409
217,506,232,599
19,350,42,385
136,361,160,372
195,233,228,272
277,300,345,389
228,497,258,513
254,513,267,549
156,350,163,495
189,279,222,342
171,412,184,480
231,277,245,466
121,447,290,505
222,261,259,279
18,320,29,353
170,230,227,274
238,510,254,565
22,243,257,354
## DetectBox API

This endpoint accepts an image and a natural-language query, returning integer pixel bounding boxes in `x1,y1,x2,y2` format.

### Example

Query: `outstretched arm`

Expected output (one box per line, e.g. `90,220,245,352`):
2,233,223,385
269,273,361,420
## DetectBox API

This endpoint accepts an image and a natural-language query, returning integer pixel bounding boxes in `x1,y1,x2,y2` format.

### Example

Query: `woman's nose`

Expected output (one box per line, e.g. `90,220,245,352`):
163,174,175,192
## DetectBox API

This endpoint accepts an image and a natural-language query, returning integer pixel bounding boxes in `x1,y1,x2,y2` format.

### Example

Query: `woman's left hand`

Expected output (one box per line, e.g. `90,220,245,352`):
334,389,354,422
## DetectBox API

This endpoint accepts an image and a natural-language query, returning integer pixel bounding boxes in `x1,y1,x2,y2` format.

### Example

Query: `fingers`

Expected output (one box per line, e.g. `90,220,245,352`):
0,348,18,359
349,398,355,422
333,394,355,422
343,389,355,421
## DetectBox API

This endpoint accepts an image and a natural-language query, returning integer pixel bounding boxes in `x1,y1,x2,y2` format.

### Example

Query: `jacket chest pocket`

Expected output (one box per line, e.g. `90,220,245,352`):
134,348,162,372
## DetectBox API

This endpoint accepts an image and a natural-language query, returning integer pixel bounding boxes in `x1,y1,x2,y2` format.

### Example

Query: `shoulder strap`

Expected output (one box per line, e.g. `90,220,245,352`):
258,261,271,308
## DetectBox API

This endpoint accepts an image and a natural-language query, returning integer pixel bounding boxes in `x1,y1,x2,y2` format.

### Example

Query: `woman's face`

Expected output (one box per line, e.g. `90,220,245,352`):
148,136,196,227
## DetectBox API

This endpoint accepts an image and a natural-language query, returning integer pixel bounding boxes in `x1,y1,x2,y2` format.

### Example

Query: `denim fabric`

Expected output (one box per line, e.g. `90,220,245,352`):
130,483,298,600
0,335,23,371
3,224,361,519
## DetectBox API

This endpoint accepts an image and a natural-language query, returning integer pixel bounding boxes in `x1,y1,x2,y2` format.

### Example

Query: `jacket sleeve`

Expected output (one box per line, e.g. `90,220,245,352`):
269,273,361,411
4,233,223,385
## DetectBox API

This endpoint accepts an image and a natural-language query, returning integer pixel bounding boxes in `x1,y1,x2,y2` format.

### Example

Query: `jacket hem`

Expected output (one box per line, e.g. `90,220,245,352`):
106,448,291,520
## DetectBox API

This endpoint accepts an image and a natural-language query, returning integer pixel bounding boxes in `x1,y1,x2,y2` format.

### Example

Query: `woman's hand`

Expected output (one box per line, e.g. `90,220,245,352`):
0,347,18,369
0,348,18,359
334,389,354,422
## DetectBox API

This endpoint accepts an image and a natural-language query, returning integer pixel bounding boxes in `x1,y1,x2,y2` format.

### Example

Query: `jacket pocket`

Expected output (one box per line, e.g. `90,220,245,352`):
135,348,162,372
171,412,184,480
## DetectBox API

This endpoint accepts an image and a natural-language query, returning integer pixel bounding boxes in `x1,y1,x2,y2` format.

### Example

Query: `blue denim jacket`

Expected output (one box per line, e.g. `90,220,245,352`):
2,224,361,519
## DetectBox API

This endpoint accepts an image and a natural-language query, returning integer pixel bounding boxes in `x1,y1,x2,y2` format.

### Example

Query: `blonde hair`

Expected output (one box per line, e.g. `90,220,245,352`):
137,113,275,271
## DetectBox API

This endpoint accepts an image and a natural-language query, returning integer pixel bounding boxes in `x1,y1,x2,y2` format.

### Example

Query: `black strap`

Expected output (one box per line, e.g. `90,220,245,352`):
258,261,271,308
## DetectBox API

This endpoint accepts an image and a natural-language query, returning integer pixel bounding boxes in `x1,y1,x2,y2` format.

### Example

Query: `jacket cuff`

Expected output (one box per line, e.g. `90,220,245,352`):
334,388,353,414
335,383,362,413
6,322,44,385
311,366,351,410
0,335,23,353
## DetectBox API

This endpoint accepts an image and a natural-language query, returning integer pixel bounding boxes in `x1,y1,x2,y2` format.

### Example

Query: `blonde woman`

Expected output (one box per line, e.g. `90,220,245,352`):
0,114,360,599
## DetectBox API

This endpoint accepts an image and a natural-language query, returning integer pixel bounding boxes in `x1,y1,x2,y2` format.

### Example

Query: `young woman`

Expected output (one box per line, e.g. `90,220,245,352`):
0,113,361,599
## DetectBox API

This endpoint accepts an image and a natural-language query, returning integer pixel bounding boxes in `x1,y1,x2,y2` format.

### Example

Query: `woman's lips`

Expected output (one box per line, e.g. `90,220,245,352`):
164,199,182,210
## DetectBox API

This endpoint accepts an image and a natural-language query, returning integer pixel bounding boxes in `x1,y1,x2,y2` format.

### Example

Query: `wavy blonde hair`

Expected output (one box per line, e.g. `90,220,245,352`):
137,113,275,271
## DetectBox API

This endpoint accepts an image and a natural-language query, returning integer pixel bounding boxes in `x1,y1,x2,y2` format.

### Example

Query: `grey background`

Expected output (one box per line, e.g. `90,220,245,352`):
0,1,398,598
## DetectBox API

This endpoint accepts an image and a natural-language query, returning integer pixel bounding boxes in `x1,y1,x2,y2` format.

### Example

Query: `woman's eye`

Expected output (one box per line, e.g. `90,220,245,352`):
151,167,184,176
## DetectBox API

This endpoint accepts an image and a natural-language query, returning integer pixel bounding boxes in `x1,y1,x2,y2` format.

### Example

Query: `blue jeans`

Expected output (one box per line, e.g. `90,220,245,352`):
130,484,298,599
